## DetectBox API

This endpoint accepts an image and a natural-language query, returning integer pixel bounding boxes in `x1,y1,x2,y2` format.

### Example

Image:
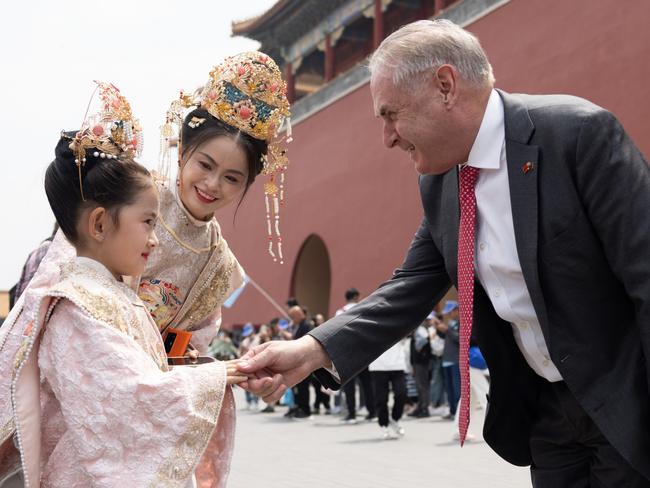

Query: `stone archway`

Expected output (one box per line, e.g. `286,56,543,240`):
290,234,331,317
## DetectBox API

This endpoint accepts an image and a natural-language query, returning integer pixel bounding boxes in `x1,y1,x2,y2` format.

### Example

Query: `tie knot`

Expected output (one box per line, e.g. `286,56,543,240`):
460,165,480,189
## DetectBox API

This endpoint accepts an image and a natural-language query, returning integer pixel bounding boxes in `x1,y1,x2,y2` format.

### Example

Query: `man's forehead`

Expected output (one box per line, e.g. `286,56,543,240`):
371,75,399,114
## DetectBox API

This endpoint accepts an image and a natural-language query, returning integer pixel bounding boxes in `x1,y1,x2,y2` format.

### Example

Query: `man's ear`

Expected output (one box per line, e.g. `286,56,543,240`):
87,207,108,243
434,64,459,108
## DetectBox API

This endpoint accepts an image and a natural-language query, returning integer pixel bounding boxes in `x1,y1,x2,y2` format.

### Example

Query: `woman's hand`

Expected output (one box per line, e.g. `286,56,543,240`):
184,347,199,360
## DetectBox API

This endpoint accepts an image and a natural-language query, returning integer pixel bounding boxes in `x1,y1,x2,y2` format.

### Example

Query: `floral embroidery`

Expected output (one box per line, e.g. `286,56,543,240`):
139,279,183,330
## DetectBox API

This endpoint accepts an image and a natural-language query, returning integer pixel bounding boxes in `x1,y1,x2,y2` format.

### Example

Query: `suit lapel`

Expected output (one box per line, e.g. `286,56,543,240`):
499,90,550,334
441,168,460,286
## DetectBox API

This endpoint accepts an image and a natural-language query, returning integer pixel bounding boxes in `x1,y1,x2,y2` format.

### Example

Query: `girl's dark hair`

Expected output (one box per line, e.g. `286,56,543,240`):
181,108,268,201
44,131,152,244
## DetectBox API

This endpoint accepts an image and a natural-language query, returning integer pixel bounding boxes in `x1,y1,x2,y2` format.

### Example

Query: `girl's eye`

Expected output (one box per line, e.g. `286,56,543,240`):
145,219,156,227
225,175,241,184
200,161,211,170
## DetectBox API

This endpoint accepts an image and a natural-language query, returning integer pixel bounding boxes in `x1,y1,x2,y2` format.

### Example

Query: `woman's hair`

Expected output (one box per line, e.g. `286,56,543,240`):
181,108,268,200
44,132,152,244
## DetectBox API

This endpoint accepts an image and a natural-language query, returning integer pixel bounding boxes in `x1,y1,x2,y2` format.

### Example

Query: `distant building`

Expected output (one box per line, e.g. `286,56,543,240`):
219,0,650,325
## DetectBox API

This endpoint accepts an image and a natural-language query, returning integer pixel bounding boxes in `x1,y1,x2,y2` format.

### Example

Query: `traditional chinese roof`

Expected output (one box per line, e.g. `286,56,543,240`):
232,0,348,63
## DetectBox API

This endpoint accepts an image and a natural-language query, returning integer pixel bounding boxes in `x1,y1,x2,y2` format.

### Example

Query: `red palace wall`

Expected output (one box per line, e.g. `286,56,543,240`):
218,0,650,326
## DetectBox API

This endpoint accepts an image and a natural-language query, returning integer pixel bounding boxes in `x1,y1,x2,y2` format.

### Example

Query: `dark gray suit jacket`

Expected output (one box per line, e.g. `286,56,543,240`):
311,90,650,476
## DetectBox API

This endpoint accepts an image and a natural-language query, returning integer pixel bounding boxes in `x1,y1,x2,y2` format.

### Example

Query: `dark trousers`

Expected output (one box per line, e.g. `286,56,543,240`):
343,367,375,419
371,370,406,427
294,377,311,415
312,377,330,411
530,380,650,488
442,363,461,416
430,355,445,406
413,360,432,412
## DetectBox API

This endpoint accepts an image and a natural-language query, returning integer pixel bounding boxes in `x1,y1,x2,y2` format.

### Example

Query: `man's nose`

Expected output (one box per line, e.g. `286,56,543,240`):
383,123,398,148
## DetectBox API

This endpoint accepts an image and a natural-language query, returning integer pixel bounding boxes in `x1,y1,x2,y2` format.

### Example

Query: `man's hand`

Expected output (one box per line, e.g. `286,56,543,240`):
236,335,332,403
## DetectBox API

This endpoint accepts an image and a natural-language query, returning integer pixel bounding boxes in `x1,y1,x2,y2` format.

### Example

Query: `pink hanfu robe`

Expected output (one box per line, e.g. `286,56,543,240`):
0,257,235,487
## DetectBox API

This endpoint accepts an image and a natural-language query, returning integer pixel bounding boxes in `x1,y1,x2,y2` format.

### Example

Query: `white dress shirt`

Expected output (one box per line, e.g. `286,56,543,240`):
464,90,562,382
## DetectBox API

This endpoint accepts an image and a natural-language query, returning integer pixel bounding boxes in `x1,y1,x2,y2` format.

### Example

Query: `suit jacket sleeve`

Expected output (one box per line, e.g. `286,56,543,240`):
575,109,650,362
310,216,452,388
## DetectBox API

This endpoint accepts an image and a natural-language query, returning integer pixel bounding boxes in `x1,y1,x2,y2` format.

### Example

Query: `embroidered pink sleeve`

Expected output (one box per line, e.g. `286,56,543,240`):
38,301,229,487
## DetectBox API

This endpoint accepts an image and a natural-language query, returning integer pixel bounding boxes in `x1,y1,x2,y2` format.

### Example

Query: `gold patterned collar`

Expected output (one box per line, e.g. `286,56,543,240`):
173,185,210,228
75,256,116,280
71,257,141,305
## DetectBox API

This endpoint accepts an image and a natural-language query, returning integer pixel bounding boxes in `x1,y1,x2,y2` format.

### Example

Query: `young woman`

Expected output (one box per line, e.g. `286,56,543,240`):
0,83,245,488
138,50,291,355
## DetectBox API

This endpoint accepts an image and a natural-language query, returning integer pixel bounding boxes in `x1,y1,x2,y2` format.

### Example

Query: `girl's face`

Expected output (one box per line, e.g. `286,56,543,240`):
179,136,249,221
99,183,159,278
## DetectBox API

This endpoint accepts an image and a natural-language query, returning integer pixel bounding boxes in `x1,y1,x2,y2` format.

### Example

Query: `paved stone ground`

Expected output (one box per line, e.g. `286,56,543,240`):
229,388,530,488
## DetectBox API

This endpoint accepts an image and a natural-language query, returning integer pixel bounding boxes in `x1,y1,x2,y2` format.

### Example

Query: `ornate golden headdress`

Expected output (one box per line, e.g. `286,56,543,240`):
159,51,292,263
67,81,143,200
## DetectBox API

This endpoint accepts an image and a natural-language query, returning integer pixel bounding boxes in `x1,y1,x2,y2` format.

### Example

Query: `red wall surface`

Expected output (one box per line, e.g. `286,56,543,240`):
218,0,650,326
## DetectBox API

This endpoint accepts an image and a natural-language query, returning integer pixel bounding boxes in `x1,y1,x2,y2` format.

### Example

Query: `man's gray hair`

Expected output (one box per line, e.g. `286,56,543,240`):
369,19,494,87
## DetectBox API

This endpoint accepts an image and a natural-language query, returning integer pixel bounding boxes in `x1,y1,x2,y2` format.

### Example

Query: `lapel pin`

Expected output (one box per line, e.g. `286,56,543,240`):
522,161,534,174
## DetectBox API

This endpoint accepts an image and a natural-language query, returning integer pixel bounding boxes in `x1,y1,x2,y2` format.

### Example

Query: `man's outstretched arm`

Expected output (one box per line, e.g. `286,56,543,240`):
238,214,451,398
237,335,331,403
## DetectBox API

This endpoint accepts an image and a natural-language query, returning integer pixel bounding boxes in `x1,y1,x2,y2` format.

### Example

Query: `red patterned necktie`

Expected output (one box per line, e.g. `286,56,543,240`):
457,164,480,446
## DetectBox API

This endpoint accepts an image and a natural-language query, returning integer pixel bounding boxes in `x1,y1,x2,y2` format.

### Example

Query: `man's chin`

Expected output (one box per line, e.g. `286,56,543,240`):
413,158,437,176
413,156,454,176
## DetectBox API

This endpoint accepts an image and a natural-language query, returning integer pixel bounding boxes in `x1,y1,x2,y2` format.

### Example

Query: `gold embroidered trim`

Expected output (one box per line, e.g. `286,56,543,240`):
158,213,215,255
0,418,14,445
149,365,226,487
186,255,235,326
12,339,30,374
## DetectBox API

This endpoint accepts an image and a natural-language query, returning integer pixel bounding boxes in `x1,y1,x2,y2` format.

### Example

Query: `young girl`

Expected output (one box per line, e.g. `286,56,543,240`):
0,83,244,487
138,50,291,354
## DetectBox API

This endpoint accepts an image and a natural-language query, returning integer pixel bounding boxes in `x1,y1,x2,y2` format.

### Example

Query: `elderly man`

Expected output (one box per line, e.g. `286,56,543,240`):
239,19,650,486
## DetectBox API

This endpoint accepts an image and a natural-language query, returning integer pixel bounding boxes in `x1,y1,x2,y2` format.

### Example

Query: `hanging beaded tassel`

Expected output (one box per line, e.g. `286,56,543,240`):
265,190,276,262
158,116,174,186
264,175,282,263
276,171,285,264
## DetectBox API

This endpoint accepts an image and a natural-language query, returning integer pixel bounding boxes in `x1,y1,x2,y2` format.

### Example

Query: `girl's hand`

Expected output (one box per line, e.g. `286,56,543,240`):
226,359,250,385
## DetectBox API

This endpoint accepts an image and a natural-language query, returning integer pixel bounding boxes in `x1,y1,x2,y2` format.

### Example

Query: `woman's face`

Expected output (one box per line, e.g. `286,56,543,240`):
179,136,249,221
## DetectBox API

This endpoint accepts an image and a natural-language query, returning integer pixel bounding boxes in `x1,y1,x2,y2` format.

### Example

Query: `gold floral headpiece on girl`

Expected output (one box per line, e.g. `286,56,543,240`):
159,51,292,263
66,81,143,200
